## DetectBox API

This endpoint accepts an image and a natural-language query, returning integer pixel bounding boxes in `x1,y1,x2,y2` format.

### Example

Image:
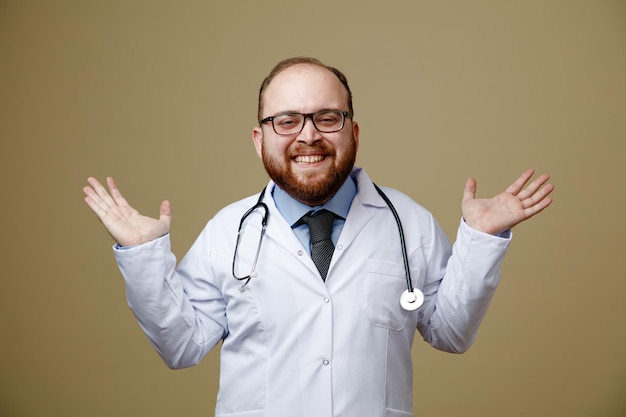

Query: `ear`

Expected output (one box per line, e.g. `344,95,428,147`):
352,121,360,150
252,127,263,159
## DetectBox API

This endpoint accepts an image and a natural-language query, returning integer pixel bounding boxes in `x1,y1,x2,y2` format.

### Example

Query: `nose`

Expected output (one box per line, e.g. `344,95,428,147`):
297,116,322,144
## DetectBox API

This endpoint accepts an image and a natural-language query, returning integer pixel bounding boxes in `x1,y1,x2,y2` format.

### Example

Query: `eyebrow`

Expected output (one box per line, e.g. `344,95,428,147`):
270,108,344,117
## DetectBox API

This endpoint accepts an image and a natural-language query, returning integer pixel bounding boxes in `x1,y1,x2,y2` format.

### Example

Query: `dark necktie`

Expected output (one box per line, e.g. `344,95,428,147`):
299,210,336,280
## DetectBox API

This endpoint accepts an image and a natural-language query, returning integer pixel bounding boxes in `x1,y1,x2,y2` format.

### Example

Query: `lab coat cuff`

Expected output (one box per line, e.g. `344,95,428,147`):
460,217,512,240
112,234,171,257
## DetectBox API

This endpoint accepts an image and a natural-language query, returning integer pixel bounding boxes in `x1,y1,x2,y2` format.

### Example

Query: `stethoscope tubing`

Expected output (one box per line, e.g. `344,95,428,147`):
372,184,414,295
233,184,423,310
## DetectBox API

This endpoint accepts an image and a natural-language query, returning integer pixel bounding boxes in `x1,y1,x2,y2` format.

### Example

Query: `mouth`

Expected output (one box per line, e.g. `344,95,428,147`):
293,154,327,164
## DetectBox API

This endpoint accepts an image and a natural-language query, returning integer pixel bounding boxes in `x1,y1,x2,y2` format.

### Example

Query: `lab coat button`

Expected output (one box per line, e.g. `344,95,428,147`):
297,250,304,256
322,359,330,366
336,244,343,250
323,297,330,303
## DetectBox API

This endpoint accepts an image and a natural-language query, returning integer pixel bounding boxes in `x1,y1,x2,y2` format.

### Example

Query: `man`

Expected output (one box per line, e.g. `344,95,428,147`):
83,57,553,417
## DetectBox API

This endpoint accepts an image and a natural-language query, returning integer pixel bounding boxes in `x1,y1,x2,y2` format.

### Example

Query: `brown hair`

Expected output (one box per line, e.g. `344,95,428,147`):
257,57,354,122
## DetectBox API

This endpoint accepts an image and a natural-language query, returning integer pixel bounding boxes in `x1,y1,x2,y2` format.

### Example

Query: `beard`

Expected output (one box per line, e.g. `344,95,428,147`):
262,137,357,206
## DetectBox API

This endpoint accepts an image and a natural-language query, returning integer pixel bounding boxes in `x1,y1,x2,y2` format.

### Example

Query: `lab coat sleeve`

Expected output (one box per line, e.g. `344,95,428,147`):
113,229,227,369
418,217,511,353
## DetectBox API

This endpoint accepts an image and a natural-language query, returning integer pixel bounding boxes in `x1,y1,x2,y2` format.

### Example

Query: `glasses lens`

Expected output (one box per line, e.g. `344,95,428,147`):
273,114,305,135
313,111,344,132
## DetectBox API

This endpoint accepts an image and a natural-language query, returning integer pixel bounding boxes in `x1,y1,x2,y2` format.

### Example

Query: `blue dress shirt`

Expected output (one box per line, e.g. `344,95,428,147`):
272,177,357,253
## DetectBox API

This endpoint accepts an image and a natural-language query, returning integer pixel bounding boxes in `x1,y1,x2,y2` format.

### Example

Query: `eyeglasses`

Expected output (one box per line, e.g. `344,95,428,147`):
259,110,352,136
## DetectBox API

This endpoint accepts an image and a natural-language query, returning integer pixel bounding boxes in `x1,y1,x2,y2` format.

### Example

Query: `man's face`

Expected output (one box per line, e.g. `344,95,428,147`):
253,64,360,206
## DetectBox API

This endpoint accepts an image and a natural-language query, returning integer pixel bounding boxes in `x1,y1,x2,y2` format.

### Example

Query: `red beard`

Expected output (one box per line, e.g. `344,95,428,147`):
262,139,357,206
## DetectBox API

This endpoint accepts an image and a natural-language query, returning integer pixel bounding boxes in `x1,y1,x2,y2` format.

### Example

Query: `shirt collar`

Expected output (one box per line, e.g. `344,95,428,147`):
272,176,357,227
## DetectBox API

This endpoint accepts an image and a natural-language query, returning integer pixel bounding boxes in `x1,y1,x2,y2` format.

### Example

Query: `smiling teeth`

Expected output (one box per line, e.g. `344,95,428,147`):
295,155,325,163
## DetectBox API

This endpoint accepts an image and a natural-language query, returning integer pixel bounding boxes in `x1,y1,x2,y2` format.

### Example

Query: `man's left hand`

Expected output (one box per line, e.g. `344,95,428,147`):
461,168,554,235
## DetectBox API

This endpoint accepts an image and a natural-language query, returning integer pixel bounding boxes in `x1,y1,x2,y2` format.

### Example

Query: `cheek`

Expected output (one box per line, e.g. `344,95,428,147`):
261,142,284,164
262,140,288,161
333,136,356,156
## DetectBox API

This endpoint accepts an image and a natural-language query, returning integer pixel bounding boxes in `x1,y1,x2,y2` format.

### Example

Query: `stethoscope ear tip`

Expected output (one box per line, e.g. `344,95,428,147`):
400,289,424,311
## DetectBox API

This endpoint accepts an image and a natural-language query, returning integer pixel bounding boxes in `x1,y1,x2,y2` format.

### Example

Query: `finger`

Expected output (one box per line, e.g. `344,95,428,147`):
462,177,477,203
517,174,551,201
83,190,109,220
106,177,130,207
504,168,535,196
87,176,117,208
85,176,103,190
159,200,172,227
84,178,104,204
83,180,113,215
85,192,106,219
523,195,554,219
521,183,555,209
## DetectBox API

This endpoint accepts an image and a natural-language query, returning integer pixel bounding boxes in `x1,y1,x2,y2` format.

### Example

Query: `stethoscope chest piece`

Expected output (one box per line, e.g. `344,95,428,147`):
400,289,424,311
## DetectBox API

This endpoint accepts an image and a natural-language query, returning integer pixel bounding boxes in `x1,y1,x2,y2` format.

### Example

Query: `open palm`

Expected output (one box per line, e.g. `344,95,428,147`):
461,169,554,235
83,177,171,247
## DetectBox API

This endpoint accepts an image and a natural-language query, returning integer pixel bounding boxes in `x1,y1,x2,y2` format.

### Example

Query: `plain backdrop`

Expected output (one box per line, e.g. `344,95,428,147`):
1,1,625,416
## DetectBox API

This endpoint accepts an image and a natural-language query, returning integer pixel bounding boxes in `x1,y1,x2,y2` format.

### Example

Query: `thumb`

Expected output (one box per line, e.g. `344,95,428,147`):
463,177,477,203
159,200,172,227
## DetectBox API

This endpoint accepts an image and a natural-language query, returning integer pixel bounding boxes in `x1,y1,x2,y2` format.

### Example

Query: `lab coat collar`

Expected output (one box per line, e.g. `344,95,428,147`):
351,167,388,209
261,167,388,217
258,167,389,280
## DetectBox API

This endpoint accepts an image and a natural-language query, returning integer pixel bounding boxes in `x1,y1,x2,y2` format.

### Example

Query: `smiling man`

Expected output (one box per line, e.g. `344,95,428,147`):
253,61,358,206
83,57,554,417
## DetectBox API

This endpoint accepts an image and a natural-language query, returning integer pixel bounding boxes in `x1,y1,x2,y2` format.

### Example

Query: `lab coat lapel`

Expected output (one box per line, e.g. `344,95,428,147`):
256,171,389,280
331,169,388,261
261,183,320,277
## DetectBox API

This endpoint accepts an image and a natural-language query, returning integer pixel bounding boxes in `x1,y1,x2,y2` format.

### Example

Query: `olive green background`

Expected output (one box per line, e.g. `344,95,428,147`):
1,1,624,416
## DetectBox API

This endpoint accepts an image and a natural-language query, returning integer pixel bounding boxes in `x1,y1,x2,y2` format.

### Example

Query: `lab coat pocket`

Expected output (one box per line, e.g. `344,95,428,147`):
364,258,413,331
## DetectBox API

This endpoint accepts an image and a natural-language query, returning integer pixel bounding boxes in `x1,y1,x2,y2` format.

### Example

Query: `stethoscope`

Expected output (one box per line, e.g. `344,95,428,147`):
232,185,424,311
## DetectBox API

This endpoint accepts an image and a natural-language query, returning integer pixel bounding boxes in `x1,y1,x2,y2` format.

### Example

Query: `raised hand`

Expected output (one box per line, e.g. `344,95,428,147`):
461,169,554,235
83,177,171,247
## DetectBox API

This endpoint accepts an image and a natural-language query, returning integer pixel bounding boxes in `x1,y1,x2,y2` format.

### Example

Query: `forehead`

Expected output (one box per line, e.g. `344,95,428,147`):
262,64,349,116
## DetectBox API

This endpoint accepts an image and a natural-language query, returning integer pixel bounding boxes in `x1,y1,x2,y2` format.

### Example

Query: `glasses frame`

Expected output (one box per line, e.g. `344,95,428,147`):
259,110,352,136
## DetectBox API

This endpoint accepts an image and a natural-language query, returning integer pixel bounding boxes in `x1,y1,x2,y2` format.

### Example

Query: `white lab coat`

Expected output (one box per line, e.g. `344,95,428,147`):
114,168,510,417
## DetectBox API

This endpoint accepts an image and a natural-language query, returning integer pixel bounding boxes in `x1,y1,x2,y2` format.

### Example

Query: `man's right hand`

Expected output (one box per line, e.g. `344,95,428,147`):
83,177,171,247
